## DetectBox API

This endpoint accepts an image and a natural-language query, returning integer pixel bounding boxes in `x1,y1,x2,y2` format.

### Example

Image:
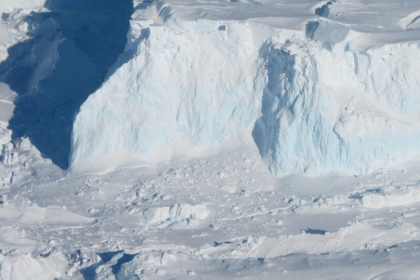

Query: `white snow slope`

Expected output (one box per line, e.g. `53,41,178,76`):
70,0,420,177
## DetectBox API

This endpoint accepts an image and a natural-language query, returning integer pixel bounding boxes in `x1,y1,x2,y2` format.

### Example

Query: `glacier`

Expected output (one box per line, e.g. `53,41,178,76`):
69,0,420,176
4,1,420,279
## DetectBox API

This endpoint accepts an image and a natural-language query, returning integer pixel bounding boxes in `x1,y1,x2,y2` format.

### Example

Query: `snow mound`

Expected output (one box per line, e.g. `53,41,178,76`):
359,186,420,209
0,252,66,280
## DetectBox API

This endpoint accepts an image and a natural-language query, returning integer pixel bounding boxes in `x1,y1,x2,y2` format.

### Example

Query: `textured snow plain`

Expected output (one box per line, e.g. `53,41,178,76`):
1,0,420,279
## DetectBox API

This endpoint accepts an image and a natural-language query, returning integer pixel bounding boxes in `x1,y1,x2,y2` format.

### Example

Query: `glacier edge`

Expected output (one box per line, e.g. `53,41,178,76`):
70,5,420,176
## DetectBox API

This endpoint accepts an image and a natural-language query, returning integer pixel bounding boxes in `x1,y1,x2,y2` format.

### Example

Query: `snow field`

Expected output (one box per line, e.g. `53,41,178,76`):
4,145,420,278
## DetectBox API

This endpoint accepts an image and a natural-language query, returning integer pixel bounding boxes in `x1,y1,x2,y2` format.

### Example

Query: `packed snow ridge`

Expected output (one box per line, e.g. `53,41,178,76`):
62,0,420,175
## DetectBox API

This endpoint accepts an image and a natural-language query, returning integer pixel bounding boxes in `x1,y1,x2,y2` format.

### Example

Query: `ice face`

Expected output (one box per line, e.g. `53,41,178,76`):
253,41,340,176
70,23,268,170
68,3,420,176
254,40,420,176
71,21,420,175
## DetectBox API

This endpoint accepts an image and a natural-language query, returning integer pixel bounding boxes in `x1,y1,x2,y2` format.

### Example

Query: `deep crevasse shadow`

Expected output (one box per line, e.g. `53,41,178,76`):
252,43,296,166
0,0,134,169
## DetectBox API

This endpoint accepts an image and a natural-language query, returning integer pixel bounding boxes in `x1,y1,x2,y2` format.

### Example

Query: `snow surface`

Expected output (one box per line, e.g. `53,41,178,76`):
1,0,420,279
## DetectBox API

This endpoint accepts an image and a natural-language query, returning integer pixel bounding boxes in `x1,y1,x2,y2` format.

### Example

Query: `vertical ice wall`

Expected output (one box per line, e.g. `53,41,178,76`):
70,23,269,170
254,35,420,176
253,40,340,176
70,6,420,176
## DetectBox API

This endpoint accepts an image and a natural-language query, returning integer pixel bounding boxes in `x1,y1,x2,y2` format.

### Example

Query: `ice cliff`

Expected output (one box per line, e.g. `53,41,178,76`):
70,16,274,169
254,39,420,176
67,1,420,176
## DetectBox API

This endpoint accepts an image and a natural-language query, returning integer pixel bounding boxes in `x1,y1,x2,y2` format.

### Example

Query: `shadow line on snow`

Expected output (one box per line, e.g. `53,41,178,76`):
0,0,134,169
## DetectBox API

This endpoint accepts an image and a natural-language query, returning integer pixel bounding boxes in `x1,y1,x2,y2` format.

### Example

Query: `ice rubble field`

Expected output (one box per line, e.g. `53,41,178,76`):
1,0,420,279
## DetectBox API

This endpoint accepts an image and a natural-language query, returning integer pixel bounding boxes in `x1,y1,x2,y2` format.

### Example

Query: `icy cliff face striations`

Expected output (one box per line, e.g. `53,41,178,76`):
70,20,271,170
253,40,339,176
255,39,420,176
71,1,420,175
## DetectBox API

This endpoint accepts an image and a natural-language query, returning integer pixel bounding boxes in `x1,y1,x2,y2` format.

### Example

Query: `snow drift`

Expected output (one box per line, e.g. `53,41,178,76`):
68,2,420,176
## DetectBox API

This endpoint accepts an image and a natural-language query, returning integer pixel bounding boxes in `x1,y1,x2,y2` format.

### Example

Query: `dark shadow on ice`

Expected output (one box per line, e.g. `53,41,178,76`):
80,250,125,280
81,252,136,279
0,0,133,169
315,1,332,17
111,253,136,275
105,27,150,81
252,43,296,162
302,228,328,235
104,1,152,79
98,250,123,263
80,263,98,280
134,0,154,10
305,21,320,38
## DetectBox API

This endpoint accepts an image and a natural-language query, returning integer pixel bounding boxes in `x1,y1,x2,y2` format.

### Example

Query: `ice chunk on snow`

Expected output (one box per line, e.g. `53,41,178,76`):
142,203,209,228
